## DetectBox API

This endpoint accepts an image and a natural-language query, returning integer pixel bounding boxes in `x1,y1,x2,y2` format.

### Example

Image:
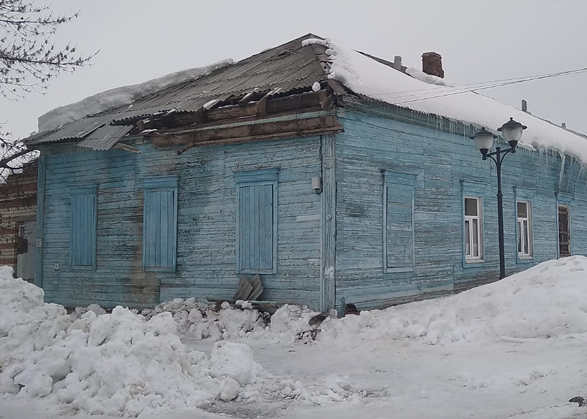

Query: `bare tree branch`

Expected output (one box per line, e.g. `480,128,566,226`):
0,0,95,171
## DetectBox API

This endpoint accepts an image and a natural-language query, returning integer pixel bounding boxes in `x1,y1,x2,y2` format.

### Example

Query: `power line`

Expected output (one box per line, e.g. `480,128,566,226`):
363,66,587,105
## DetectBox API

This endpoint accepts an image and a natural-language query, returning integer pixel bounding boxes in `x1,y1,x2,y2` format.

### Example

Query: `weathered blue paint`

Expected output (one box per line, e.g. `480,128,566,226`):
70,185,97,269
383,171,416,272
34,155,46,288
37,137,323,309
320,134,336,312
334,107,587,310
34,103,587,312
143,177,178,272
234,168,279,274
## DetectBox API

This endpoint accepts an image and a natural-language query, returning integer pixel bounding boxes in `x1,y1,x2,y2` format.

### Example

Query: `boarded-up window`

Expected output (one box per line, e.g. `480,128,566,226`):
383,172,415,271
143,177,178,271
558,205,570,257
71,187,97,268
235,169,278,274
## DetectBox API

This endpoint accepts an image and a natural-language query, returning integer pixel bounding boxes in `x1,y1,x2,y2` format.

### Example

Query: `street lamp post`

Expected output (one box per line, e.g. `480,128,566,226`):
471,118,527,279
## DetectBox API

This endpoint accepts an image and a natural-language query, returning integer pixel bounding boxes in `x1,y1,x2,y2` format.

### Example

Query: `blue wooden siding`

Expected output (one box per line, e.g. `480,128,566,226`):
70,186,97,268
383,171,415,271
334,109,587,311
234,169,278,274
36,106,587,312
143,177,177,271
37,136,323,309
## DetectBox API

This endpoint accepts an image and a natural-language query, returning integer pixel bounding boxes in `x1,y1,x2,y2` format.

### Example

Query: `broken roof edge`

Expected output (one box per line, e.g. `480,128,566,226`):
37,59,234,134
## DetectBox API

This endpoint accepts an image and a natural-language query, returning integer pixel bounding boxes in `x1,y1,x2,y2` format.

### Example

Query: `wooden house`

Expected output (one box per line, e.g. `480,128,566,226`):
0,159,38,281
25,34,587,312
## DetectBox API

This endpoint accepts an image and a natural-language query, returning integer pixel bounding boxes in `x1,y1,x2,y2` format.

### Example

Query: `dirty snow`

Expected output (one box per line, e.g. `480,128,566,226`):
302,38,587,163
3,257,587,418
37,60,233,132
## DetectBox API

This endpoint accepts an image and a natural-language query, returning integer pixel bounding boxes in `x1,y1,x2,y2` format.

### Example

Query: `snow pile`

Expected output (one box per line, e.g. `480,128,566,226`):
38,59,233,132
0,268,357,416
141,299,268,341
302,38,587,163
320,256,587,344
142,299,321,345
0,267,269,416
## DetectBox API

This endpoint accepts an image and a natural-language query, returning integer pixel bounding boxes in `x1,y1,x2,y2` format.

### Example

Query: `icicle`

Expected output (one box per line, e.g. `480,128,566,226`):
558,152,566,191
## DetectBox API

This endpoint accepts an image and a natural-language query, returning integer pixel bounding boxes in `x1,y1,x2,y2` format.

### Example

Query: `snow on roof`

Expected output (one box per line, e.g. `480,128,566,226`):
37,59,233,132
303,38,587,163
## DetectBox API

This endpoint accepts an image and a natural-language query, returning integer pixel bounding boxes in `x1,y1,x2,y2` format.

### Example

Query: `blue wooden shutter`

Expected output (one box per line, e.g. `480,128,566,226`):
383,172,415,271
235,169,278,274
71,189,97,268
143,178,178,271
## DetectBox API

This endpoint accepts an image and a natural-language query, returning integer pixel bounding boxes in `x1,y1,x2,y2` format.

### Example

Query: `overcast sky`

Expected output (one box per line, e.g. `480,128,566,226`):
2,0,586,139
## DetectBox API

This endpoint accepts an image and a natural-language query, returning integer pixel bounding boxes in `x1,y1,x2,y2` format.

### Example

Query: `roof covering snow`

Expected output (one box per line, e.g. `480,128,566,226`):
26,34,587,163
302,37,587,162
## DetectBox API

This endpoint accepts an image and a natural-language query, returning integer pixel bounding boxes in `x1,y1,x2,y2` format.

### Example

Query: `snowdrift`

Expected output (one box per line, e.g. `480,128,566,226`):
320,257,587,344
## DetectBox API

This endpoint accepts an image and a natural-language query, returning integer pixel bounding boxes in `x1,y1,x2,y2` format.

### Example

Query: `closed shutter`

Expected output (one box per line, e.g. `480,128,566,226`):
71,193,97,267
384,181,415,270
238,183,274,272
143,177,178,271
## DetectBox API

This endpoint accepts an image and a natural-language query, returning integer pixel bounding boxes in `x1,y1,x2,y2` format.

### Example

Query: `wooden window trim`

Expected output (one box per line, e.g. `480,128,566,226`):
464,196,484,263
516,200,533,260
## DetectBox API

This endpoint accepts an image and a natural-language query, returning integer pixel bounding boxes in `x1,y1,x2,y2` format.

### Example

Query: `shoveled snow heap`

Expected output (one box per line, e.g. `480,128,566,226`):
0,267,357,417
302,38,587,163
37,59,233,132
0,266,271,416
319,256,587,344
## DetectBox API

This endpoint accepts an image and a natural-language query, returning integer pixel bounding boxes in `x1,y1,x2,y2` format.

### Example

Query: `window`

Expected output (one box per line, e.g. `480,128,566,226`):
558,205,570,257
143,177,178,271
71,186,97,269
234,169,278,274
383,172,415,271
517,201,533,258
464,197,482,261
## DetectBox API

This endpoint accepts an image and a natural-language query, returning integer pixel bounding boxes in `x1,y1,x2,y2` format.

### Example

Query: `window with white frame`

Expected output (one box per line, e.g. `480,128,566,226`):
517,201,533,257
464,197,482,260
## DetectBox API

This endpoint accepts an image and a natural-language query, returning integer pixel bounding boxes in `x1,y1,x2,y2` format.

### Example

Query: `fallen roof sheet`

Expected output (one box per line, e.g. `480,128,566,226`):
77,125,134,151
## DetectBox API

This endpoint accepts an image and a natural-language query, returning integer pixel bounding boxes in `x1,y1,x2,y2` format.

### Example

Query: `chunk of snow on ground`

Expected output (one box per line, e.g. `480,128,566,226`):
38,59,233,132
309,38,587,163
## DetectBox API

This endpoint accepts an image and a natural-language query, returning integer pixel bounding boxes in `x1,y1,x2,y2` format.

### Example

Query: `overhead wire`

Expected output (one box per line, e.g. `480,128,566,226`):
361,66,587,105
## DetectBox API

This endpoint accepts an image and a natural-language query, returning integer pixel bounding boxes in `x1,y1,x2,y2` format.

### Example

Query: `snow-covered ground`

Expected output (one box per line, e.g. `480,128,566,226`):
2,258,587,418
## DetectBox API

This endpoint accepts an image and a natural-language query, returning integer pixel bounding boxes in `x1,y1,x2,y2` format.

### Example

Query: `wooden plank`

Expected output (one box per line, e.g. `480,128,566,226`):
321,134,336,312
167,116,344,153
34,155,46,288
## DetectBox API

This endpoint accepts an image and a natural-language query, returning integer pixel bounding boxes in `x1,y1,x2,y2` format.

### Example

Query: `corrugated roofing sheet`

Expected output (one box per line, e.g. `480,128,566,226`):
27,116,110,145
78,125,134,150
26,34,327,147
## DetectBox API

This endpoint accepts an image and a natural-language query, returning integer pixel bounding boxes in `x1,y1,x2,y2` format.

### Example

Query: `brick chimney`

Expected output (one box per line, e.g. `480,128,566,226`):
422,52,444,78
